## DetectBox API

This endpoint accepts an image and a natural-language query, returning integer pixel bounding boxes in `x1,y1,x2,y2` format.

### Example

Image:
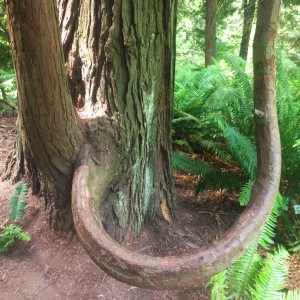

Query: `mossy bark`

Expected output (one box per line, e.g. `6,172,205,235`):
58,1,177,242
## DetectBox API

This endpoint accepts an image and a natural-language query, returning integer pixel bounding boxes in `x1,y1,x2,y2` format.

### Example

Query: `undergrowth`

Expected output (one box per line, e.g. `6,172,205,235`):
0,183,31,254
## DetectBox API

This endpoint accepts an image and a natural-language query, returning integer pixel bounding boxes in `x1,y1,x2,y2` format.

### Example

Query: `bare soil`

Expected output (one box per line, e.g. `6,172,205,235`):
0,116,299,300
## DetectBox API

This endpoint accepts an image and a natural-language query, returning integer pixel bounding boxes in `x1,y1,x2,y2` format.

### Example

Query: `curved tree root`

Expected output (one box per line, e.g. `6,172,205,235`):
72,124,281,290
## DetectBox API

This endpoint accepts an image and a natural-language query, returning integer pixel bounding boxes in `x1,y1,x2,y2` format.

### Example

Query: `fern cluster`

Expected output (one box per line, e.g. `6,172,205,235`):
9,183,29,222
208,194,290,300
173,53,300,297
0,183,30,254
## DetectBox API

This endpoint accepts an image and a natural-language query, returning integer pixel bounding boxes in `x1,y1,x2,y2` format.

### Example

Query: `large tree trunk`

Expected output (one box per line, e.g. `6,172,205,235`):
205,0,217,67
72,0,281,289
57,0,177,242
6,0,83,231
239,0,256,61
6,0,176,242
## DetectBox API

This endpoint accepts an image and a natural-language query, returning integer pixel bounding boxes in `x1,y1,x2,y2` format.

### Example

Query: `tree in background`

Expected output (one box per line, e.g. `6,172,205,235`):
239,0,256,61
205,0,217,66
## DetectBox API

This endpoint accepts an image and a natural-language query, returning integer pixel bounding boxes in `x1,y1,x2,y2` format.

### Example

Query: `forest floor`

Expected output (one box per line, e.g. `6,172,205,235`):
0,116,299,300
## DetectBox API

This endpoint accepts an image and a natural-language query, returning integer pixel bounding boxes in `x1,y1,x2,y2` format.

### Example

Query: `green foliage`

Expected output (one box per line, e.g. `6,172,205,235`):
239,180,254,206
252,246,290,300
0,0,12,70
0,68,17,115
206,270,228,300
0,183,30,254
0,224,31,254
9,183,30,222
208,192,290,299
172,150,214,176
226,244,263,299
276,290,300,300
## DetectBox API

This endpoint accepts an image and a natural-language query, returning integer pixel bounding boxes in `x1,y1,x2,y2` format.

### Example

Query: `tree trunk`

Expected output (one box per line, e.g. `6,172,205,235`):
56,0,177,242
6,0,83,232
205,0,217,67
239,0,256,61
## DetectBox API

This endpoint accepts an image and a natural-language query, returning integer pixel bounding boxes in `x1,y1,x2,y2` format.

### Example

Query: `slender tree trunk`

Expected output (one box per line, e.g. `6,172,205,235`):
239,0,256,61
6,0,83,232
205,0,217,67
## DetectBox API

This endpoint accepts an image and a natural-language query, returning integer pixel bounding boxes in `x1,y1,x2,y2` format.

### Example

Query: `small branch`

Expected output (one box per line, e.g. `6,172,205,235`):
0,99,17,110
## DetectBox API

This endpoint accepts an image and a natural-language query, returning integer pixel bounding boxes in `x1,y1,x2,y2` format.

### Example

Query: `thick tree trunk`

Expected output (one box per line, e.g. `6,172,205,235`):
57,0,177,242
205,0,217,67
239,0,256,61
6,0,83,231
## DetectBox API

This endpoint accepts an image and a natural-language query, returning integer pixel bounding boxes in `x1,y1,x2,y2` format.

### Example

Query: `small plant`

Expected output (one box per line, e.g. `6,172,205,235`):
0,224,31,254
0,183,31,254
9,183,29,222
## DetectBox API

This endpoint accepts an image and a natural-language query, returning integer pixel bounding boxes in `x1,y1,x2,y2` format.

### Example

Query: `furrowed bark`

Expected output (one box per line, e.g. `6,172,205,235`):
58,0,176,242
72,0,281,289
6,0,83,231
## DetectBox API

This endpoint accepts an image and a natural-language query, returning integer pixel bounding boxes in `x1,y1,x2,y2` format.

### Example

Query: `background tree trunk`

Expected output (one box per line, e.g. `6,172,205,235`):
205,0,217,67
6,0,83,232
239,0,256,61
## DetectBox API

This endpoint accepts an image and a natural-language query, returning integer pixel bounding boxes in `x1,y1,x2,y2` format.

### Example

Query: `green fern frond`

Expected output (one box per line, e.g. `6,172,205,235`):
239,180,255,206
253,246,290,300
172,151,214,176
276,290,300,300
0,225,31,254
9,183,30,222
206,270,228,300
197,169,246,193
219,120,257,179
258,194,282,250
226,244,263,300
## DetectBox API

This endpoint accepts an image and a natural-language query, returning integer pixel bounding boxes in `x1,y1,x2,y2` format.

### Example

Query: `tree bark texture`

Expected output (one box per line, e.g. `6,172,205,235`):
205,0,217,67
239,0,256,61
57,0,177,242
71,0,281,289
6,0,83,231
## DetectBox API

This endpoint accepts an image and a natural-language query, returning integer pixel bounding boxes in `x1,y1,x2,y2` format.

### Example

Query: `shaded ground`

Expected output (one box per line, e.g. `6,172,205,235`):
0,116,299,299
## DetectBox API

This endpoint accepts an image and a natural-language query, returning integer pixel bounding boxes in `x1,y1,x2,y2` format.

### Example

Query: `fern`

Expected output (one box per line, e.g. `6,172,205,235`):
9,183,30,222
0,225,31,254
226,244,263,300
239,180,255,206
218,120,257,179
172,150,214,176
276,290,300,300
253,246,290,300
206,270,228,300
258,194,283,250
